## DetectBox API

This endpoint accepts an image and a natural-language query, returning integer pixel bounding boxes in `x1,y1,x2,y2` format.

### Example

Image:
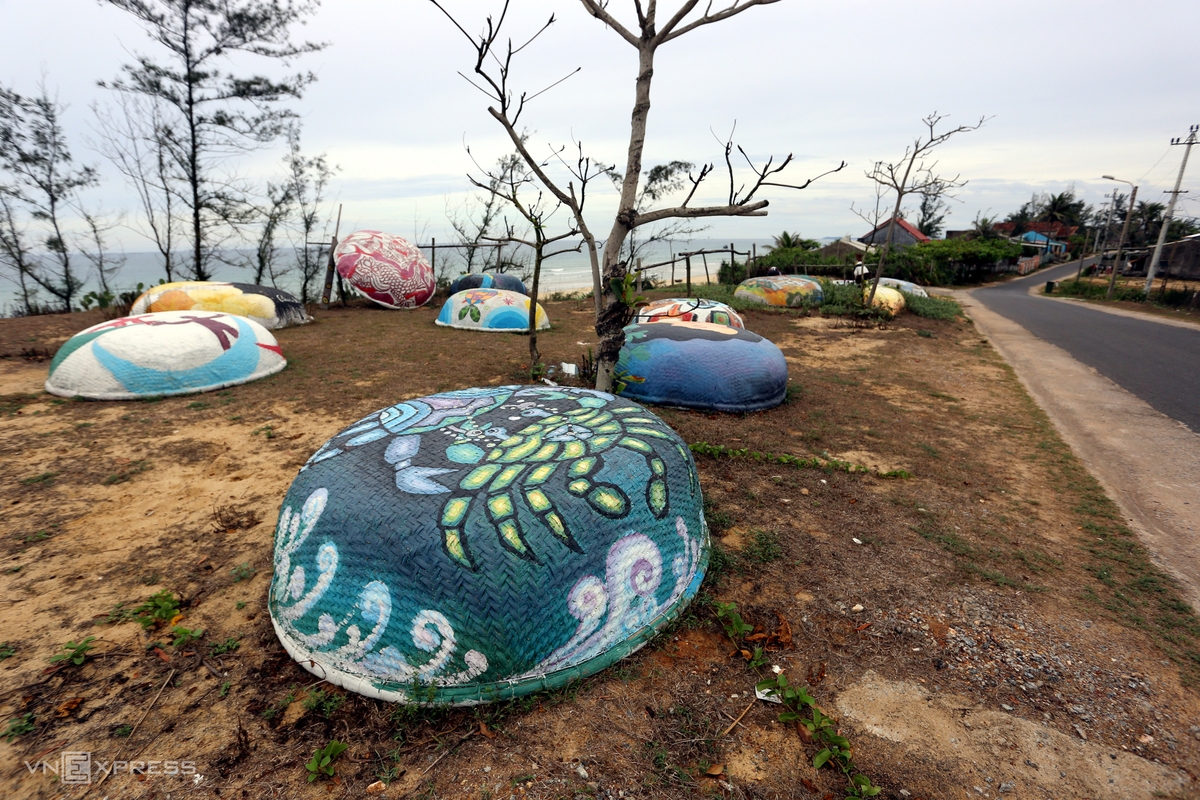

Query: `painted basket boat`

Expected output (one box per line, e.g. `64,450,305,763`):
448,273,528,295
270,386,708,704
334,230,436,309
633,298,744,329
880,278,927,297
130,281,311,329
615,320,788,412
867,285,906,313
45,311,286,400
435,289,549,332
733,276,823,307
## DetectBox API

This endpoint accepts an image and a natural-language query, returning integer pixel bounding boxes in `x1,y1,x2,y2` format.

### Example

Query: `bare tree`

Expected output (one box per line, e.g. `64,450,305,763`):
92,93,180,281
0,83,98,311
282,128,337,304
247,180,293,286
76,208,126,297
469,147,582,366
100,0,326,281
0,190,41,315
431,0,843,391
862,112,986,304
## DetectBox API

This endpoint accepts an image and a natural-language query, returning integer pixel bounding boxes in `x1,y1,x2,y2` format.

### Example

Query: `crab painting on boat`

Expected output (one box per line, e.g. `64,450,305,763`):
270,386,708,704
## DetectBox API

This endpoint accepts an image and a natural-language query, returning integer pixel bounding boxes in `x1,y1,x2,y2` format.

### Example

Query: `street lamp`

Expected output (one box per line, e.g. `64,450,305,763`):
1101,175,1138,300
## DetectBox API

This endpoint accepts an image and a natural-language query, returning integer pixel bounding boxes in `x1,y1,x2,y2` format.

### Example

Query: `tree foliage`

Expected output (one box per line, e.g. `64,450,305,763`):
100,0,326,281
0,84,99,311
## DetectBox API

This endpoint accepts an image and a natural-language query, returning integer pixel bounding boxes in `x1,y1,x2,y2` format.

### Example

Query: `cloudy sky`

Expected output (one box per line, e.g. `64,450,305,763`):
3,0,1199,249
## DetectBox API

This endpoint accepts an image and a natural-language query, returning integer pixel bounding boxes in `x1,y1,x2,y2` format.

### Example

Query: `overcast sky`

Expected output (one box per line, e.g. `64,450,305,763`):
3,0,1199,249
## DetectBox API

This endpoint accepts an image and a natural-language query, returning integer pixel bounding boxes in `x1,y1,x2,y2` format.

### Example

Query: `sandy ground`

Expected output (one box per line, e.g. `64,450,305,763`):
1,297,1197,800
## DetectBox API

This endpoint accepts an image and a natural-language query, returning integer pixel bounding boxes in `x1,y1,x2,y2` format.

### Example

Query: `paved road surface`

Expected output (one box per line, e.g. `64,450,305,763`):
974,262,1200,433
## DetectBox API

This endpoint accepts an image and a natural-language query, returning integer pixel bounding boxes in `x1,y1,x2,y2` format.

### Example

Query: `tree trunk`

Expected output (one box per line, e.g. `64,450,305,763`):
528,247,543,368
594,42,657,392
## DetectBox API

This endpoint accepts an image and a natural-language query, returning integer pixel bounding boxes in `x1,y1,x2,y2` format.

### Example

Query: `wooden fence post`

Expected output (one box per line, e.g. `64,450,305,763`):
702,252,710,284
430,237,436,275
319,203,343,310
685,255,692,297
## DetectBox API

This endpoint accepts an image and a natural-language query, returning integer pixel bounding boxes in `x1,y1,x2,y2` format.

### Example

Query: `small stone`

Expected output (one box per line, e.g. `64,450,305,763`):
1001,704,1014,712
576,765,589,780
999,782,1015,793
851,604,864,613
366,781,387,795
1074,724,1088,740
899,791,911,798
801,488,810,496
852,537,863,545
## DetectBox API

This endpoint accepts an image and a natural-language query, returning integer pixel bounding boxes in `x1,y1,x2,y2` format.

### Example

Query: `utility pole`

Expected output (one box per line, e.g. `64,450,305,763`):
1102,177,1137,300
1144,125,1197,293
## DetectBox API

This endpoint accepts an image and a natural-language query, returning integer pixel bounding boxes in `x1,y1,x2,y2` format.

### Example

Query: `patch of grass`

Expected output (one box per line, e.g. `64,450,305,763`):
303,688,345,719
744,529,783,563
0,642,15,660
230,562,256,582
917,329,934,338
235,601,247,610
187,401,208,410
21,471,59,486
911,518,1044,593
3,713,35,743
252,424,275,439
209,638,240,656
901,292,962,320
103,459,151,485
691,441,911,480
112,723,133,738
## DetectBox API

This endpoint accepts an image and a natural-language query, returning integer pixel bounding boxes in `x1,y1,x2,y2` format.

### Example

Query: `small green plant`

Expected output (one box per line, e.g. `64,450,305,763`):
219,682,231,698
113,724,133,737
0,642,14,660
252,425,275,439
21,471,59,486
133,589,180,629
900,292,961,320
170,626,204,648
714,602,753,640
756,672,880,798
747,646,769,669
103,460,151,485
917,329,934,338
209,638,240,656
4,713,35,742
80,289,115,310
50,637,95,667
235,601,247,610
141,572,161,585
303,688,345,719
230,563,256,582
305,740,349,782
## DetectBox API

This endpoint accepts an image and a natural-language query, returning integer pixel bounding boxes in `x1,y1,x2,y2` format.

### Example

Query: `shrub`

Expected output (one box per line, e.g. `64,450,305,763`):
901,292,961,320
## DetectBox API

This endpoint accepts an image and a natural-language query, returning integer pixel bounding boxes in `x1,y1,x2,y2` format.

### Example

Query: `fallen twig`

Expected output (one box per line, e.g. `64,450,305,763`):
719,699,756,737
420,730,476,776
85,667,175,794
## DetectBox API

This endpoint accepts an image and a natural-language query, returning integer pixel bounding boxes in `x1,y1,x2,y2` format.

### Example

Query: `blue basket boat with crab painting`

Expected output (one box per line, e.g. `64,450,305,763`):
269,386,709,704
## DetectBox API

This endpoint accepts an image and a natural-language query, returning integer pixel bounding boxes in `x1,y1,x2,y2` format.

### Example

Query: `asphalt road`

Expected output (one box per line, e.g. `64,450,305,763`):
973,262,1200,433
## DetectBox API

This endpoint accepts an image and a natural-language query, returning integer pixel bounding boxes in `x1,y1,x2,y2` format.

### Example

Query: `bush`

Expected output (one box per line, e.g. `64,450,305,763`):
1055,280,1146,303
901,292,961,320
718,259,747,285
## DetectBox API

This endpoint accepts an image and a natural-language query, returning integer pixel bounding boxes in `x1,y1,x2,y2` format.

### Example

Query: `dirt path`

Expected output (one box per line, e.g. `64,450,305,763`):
958,289,1200,611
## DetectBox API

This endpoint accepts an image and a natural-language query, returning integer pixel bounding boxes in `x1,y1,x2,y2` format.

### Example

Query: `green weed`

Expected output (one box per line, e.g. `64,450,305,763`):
21,471,59,485
744,529,783,563
230,563,256,582
303,688,345,719
0,643,15,659
3,714,35,742
209,638,240,656
103,460,151,485
305,740,348,782
113,724,133,737
133,589,180,629
50,637,95,667
170,626,204,648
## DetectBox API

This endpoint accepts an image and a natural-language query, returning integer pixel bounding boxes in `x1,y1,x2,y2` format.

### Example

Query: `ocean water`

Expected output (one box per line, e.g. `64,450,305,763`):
1,238,781,315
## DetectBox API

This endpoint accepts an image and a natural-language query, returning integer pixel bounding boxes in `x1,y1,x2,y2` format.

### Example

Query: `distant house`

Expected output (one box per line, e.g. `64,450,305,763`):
858,217,930,249
1017,230,1068,256
818,235,876,260
992,221,1079,240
